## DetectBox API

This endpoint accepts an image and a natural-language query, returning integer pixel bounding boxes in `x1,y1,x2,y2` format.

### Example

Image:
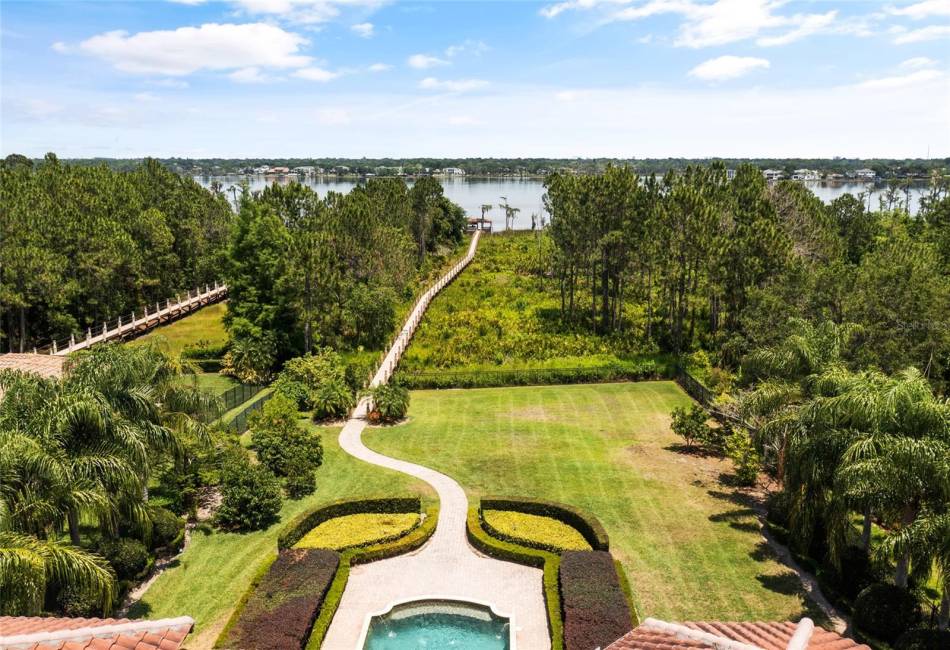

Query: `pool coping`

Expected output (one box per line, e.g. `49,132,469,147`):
355,595,517,650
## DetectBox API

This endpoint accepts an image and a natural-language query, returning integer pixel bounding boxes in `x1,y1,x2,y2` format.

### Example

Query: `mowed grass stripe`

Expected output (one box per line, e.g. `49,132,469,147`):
364,381,823,624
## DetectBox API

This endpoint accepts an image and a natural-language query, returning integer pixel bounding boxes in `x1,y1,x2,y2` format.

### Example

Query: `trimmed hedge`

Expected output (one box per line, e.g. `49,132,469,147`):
480,496,610,551
220,548,339,650
396,360,665,390
305,503,439,649
293,513,420,551
613,558,641,628
482,509,591,552
278,497,420,549
467,506,564,650
215,553,278,648
560,550,634,650
894,628,950,650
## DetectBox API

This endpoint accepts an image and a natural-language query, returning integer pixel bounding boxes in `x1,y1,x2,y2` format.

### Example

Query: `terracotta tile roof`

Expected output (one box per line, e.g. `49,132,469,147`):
606,618,869,650
0,354,66,379
0,616,192,650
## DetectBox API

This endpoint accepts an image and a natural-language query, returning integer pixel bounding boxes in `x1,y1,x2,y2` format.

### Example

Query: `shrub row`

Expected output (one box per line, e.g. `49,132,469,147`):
305,503,439,649
481,509,591,552
220,548,340,650
293,512,421,551
466,506,564,650
559,550,635,650
481,497,609,551
395,360,667,390
278,496,421,549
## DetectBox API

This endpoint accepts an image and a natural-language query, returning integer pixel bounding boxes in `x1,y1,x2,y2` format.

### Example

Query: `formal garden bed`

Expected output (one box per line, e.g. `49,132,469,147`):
466,495,637,650
215,496,437,650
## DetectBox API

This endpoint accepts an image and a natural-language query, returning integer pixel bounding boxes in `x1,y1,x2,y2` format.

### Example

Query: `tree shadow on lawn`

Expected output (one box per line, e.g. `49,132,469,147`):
664,443,720,458
708,508,762,534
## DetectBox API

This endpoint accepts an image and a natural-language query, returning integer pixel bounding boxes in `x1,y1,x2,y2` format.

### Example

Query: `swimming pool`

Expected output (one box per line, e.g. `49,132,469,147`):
362,599,512,649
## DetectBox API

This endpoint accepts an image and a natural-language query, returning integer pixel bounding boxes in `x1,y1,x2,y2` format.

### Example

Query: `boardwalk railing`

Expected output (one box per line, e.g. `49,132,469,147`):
35,282,228,356
369,231,482,390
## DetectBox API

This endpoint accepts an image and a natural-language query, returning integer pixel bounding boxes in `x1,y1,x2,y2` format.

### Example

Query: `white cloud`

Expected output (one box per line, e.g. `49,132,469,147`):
133,92,159,102
51,41,70,53
636,34,654,44
150,78,190,88
887,1,950,19
447,115,482,125
368,63,391,72
445,39,489,57
901,56,938,68
78,23,311,75
315,107,351,125
408,53,448,69
293,66,340,81
689,55,769,81
856,68,943,89
229,66,271,83
229,0,384,25
23,99,63,118
545,0,838,48
893,24,950,42
351,22,374,38
419,77,489,92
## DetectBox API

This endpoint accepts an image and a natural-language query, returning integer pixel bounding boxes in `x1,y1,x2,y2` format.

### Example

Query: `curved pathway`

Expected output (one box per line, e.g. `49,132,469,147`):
323,232,550,649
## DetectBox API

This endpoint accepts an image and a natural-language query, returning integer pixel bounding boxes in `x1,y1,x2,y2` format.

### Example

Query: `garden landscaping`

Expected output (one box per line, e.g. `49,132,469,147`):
364,381,828,624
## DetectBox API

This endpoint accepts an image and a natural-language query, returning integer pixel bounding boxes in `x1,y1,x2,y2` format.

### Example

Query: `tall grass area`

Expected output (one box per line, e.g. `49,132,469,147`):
365,382,827,624
135,301,228,358
132,419,429,649
399,232,668,382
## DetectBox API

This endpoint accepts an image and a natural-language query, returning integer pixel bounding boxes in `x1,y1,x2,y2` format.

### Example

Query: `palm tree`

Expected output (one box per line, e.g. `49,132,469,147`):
0,531,114,616
877,509,950,629
805,367,950,577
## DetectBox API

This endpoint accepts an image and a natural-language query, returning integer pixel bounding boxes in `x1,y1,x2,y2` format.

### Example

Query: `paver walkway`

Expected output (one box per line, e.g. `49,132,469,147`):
322,232,550,649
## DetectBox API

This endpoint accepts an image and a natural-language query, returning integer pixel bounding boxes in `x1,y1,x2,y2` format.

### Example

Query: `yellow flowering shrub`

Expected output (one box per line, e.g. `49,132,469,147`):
293,513,420,551
482,509,591,552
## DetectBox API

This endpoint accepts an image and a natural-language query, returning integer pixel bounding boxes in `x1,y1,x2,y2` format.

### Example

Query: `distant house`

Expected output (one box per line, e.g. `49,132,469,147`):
442,167,466,176
466,217,492,232
253,166,270,174
270,166,290,174
293,166,315,174
854,168,877,179
762,169,785,181
726,169,736,180
792,168,820,181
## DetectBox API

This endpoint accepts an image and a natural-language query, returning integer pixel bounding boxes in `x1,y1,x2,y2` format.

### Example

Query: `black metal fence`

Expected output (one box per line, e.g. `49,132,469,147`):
396,361,666,390
225,390,274,434
219,383,268,411
674,366,714,406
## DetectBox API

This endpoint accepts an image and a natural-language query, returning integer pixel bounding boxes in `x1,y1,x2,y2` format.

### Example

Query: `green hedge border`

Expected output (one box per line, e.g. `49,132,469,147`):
395,361,668,390
278,496,421,550
305,503,439,649
466,506,565,650
480,496,610,552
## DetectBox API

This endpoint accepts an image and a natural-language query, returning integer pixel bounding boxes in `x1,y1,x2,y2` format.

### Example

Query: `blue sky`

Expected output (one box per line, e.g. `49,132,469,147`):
2,0,949,158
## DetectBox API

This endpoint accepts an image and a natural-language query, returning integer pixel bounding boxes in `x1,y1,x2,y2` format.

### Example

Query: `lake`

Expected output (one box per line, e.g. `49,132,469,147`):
195,175,930,230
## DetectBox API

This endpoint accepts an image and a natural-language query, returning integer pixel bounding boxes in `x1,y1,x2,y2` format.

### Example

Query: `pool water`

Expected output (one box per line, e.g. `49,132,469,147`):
363,600,511,649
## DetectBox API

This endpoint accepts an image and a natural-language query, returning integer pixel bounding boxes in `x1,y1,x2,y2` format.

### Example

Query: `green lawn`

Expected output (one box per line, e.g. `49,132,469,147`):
136,301,228,358
132,421,429,649
364,381,826,624
186,372,237,395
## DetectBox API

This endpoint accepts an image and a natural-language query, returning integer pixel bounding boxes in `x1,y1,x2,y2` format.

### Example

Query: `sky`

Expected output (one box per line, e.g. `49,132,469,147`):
1,0,949,158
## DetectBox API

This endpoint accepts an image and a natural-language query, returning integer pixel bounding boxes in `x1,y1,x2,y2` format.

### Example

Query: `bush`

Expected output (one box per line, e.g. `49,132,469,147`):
820,545,878,602
221,328,276,384
369,383,410,423
894,628,950,650
250,393,323,498
99,537,149,581
725,429,760,486
312,377,355,421
853,583,921,643
480,497,610,551
559,550,633,650
216,453,283,531
181,339,229,360
221,548,339,650
275,349,350,411
149,507,184,551
56,584,107,617
294,512,420,551
670,404,711,450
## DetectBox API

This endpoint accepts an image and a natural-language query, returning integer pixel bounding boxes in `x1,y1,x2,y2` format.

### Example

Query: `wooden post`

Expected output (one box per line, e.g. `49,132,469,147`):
86,328,91,341
69,334,75,350
52,340,57,354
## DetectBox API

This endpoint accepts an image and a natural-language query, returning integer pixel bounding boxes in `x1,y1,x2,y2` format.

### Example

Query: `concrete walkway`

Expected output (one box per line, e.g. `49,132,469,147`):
322,232,550,649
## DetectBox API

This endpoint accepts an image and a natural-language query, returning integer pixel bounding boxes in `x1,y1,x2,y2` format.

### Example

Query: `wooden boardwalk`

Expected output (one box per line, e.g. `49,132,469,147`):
33,283,228,356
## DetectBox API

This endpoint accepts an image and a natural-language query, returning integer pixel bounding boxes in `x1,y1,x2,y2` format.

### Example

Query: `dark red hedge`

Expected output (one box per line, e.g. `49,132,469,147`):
560,550,633,650
227,548,340,649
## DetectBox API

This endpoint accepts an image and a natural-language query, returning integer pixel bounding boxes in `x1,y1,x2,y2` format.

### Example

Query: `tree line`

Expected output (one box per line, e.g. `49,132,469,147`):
221,176,466,381
0,154,232,352
544,162,950,388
